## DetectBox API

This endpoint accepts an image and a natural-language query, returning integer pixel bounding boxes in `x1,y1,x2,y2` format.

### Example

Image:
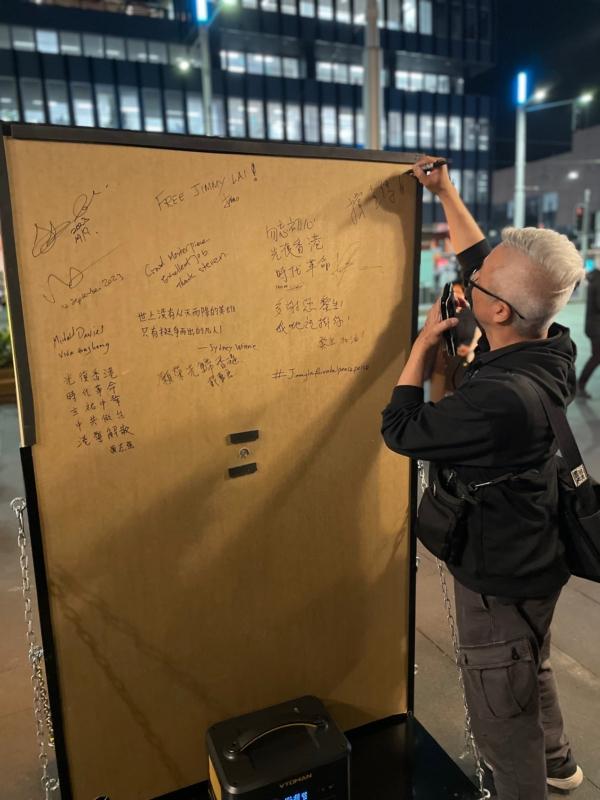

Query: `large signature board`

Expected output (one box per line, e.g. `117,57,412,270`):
2,130,418,800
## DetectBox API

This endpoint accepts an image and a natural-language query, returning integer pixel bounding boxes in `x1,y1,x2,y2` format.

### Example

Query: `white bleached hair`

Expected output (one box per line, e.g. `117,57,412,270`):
489,226,585,337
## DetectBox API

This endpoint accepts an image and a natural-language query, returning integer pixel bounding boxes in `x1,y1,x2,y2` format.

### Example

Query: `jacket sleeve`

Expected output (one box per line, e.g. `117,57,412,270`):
456,239,492,284
381,381,525,463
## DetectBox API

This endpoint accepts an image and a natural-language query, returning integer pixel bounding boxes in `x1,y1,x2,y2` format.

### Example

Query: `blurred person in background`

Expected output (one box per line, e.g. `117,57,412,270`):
578,260,600,398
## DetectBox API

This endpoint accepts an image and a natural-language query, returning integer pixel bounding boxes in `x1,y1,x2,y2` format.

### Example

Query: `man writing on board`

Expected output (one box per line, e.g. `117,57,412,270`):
381,157,585,799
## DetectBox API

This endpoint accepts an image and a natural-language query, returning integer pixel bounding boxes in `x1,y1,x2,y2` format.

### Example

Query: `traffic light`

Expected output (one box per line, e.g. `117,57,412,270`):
575,204,585,232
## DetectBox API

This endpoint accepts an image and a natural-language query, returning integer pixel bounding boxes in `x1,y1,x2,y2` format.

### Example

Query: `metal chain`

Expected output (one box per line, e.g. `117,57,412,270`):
11,497,60,799
417,462,490,800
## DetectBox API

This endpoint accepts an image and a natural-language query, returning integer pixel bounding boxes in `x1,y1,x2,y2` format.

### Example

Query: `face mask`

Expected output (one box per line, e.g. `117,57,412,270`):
465,282,486,338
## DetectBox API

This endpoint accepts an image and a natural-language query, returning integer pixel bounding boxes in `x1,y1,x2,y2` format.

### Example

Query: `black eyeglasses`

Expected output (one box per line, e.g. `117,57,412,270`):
467,276,527,320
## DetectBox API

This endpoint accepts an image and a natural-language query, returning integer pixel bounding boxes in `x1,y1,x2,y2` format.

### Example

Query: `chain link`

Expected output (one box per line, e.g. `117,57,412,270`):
416,463,491,800
11,497,60,799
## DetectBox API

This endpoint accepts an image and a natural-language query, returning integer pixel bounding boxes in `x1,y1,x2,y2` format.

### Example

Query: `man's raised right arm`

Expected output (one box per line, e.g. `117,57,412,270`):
412,157,486,256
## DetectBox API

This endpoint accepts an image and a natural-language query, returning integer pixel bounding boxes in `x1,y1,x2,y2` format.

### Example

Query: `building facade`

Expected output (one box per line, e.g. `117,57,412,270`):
0,0,495,228
492,126,600,251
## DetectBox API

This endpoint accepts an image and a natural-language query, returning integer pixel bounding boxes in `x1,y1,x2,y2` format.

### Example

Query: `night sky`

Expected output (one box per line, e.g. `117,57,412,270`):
468,0,600,169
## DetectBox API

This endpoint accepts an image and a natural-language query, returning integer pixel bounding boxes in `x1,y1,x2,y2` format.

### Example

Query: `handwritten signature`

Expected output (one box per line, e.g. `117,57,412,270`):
32,189,104,258
42,245,120,304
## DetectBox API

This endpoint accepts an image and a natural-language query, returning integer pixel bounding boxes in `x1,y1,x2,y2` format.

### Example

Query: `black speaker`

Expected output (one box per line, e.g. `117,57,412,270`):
206,695,351,800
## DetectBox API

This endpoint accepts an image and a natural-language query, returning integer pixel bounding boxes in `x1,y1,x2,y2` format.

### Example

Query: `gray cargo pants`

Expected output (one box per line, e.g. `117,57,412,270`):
454,579,571,800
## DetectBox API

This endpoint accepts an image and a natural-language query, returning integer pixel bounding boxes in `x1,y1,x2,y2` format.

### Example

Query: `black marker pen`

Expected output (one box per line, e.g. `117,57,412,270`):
406,158,449,176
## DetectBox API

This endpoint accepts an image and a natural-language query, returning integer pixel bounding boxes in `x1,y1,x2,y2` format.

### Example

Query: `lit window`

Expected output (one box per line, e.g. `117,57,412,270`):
211,99,226,137
286,103,302,140
387,0,400,29
464,117,477,151
338,108,354,145
264,55,282,77
395,70,409,91
46,80,71,125
353,0,366,24
59,31,82,55
36,30,59,54
142,88,164,132
463,169,475,203
380,114,387,148
404,112,417,148
227,51,245,73
454,77,465,94
242,0,258,7
316,62,333,82
0,77,19,122
127,39,148,62
434,114,447,149
303,104,319,142
402,0,417,30
437,75,450,94
542,191,558,213
318,0,334,19
247,53,264,74
450,168,461,194
261,0,277,10
333,63,349,84
96,84,118,128
72,83,95,127
356,111,365,147
424,73,437,93
448,115,462,150
388,111,402,147
227,97,246,137
168,44,187,65
12,27,35,51
409,71,423,92
478,117,489,151
119,86,142,130
267,101,284,140
248,99,265,138
186,92,205,135
321,106,336,144
0,25,10,49
299,0,315,16
83,34,104,58
419,114,432,148
477,170,488,205
283,57,300,78
349,65,364,85
336,0,351,23
164,89,185,133
106,37,126,60
281,0,297,13
148,41,168,64
20,79,45,123
419,0,433,33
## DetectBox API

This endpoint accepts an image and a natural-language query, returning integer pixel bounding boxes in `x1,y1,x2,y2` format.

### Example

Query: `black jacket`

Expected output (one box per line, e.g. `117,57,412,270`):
585,268,600,339
381,239,575,598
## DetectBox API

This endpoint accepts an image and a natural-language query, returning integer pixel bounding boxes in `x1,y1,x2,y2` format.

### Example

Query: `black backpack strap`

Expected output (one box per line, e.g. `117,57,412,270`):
510,372,589,490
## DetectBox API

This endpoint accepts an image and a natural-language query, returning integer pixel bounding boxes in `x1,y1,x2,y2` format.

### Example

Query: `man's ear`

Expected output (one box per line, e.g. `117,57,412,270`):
495,301,512,325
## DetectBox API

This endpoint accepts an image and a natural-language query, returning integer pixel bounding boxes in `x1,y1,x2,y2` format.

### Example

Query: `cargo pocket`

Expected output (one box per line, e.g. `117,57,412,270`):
459,638,536,720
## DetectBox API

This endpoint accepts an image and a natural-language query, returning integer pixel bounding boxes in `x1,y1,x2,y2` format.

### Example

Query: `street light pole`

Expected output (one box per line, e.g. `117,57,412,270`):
514,103,527,228
513,71,528,228
581,188,592,266
363,0,382,150
198,25,213,137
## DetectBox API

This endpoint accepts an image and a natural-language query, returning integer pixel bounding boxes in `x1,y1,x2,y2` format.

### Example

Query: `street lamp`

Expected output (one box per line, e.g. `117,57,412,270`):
363,0,382,149
192,0,237,137
513,73,595,227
